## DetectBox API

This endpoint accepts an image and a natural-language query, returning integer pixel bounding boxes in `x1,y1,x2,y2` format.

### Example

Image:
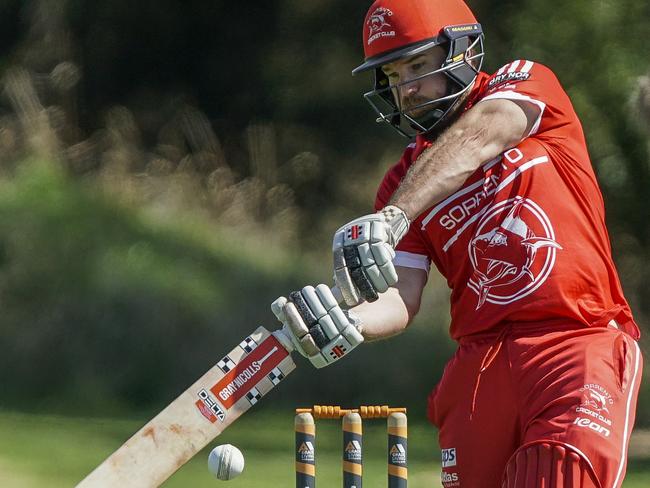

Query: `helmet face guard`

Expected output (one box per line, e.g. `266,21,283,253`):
356,24,484,138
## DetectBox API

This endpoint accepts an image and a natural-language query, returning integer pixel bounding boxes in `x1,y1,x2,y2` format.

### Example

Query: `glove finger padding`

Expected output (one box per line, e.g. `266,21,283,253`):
341,322,364,346
378,260,398,286
333,260,362,307
310,324,330,348
371,242,393,266
271,296,288,323
290,287,339,347
283,302,318,356
289,290,318,327
270,284,365,368
298,332,321,357
369,220,388,244
317,314,339,342
362,264,389,292
349,266,379,302
315,284,339,310
332,206,410,307
302,285,328,318
329,306,351,332
341,246,379,302
356,243,375,266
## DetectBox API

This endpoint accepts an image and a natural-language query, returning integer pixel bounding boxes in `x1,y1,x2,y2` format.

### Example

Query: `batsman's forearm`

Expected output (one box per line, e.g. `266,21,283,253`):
389,100,526,221
350,287,412,341
389,123,492,220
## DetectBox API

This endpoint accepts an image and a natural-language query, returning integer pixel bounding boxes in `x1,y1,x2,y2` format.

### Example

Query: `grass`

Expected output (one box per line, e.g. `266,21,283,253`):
0,408,648,487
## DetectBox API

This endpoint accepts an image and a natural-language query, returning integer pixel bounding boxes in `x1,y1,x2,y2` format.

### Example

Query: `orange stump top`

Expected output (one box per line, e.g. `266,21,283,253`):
295,405,407,419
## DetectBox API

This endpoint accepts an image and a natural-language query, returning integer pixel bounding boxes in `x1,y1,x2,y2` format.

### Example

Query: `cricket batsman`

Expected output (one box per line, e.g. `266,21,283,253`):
272,0,644,486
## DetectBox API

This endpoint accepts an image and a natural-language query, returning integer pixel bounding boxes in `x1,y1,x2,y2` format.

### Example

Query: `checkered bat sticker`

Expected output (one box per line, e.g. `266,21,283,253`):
76,287,345,488
76,327,296,488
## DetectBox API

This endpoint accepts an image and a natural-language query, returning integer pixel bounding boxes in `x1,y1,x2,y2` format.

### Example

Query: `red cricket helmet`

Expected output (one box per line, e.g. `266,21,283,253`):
353,0,484,138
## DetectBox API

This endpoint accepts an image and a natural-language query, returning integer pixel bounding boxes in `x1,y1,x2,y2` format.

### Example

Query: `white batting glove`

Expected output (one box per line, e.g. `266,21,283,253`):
332,205,410,307
271,285,364,368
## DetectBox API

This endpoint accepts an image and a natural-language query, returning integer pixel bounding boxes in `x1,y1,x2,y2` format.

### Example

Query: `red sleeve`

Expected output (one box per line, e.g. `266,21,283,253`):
375,153,431,268
479,60,575,141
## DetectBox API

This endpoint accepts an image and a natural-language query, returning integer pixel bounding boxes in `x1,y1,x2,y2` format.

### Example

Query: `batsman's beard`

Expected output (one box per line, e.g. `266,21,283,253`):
402,96,439,118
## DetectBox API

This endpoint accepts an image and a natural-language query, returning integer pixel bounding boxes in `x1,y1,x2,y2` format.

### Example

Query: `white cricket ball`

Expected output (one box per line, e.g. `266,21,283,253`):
208,444,245,481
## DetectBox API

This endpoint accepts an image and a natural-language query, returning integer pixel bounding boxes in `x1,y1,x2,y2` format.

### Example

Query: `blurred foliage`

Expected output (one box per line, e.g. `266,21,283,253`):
0,0,647,424
0,160,453,417
0,160,313,414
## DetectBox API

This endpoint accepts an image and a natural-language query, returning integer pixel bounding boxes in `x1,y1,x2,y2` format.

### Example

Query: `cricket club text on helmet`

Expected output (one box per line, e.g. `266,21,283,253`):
353,0,484,138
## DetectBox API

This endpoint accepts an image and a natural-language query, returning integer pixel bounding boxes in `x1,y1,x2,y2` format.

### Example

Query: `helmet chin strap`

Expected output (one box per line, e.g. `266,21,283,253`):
408,108,445,131
403,83,462,135
408,68,467,133
407,84,472,139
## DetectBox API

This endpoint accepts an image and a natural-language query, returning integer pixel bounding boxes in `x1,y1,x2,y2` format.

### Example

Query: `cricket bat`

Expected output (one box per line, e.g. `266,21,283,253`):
76,326,297,487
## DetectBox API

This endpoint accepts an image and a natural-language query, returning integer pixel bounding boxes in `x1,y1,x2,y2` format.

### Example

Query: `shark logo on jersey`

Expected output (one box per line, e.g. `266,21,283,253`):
468,197,562,308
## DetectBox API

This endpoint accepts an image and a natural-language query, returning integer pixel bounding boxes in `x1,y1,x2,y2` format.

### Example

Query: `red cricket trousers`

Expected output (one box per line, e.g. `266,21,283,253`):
427,323,643,488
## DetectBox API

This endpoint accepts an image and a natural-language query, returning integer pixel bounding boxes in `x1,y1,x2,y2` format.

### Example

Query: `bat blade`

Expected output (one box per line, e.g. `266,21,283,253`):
76,326,295,487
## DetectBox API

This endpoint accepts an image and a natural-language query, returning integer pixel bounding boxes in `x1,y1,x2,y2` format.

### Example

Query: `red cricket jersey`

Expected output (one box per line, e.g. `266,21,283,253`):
375,60,640,341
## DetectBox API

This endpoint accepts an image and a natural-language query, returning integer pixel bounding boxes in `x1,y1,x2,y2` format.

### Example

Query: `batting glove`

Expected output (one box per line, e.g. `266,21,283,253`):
271,285,364,368
332,205,410,307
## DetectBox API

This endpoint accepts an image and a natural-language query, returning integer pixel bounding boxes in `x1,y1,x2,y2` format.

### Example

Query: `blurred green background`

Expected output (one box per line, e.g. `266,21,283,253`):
0,0,648,486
